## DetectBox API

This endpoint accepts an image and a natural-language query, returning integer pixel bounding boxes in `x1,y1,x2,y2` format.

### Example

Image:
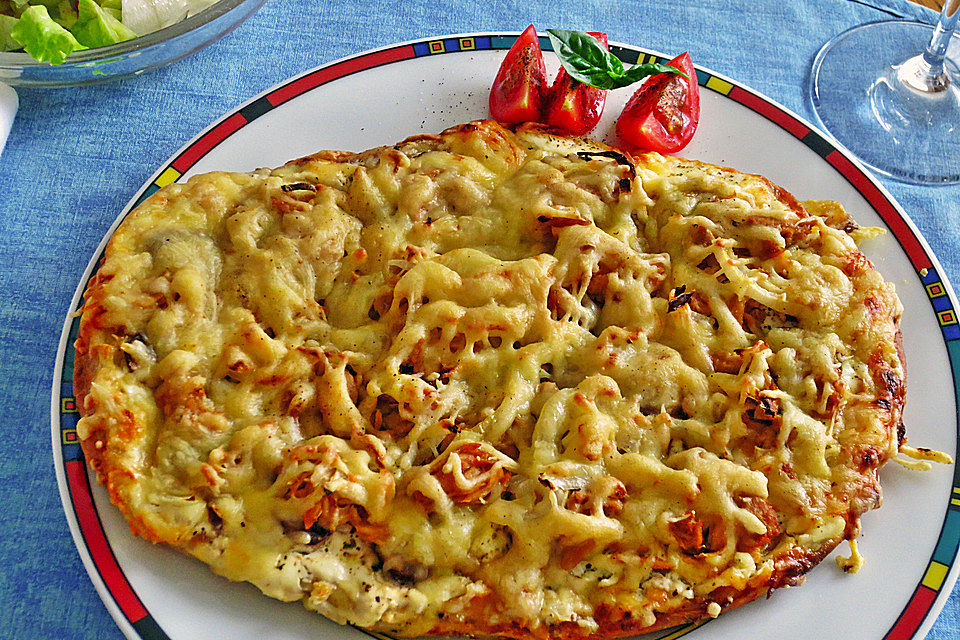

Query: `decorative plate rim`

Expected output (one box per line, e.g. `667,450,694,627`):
49,30,960,640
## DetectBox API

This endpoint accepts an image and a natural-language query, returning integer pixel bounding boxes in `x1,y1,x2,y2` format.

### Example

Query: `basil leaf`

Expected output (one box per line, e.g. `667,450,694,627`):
546,28,687,90
547,29,617,88
605,46,624,76
621,62,686,84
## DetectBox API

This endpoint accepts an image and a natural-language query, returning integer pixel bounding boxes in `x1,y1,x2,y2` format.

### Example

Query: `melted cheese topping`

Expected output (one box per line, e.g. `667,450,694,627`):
75,121,905,638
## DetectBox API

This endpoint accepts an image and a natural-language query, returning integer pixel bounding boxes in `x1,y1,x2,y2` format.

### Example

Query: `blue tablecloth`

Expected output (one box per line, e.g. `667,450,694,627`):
1,0,958,638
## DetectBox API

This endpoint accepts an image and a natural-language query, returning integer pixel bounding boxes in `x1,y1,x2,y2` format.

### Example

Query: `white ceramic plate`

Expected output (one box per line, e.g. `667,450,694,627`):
52,32,960,640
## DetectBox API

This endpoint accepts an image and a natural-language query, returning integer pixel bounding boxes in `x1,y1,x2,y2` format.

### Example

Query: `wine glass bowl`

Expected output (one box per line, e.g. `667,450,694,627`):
0,0,266,88
809,7,960,185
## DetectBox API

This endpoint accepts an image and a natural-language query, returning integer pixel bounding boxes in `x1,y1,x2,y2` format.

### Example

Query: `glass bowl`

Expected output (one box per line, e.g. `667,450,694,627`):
0,0,266,87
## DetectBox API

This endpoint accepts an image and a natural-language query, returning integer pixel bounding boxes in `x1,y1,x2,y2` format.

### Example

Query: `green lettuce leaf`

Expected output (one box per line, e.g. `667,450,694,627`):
0,14,21,51
10,4,86,64
21,0,62,11
55,0,79,29
3,0,32,18
72,0,135,48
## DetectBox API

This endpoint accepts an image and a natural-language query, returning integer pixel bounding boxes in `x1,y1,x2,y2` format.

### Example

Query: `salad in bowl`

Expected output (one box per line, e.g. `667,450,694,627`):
1,0,220,64
0,0,264,85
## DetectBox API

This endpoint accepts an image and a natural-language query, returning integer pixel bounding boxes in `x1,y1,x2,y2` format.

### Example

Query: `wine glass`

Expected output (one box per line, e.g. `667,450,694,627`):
809,0,960,185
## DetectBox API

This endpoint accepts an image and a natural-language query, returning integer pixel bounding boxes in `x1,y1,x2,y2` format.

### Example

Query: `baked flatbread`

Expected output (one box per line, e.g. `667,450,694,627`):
74,121,905,638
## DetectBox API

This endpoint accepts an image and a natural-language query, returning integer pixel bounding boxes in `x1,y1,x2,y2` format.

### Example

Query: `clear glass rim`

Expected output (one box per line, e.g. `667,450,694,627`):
0,0,251,68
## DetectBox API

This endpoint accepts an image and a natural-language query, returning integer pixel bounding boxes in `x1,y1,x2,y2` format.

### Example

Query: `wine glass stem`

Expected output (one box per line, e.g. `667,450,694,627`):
923,0,959,75
896,0,959,93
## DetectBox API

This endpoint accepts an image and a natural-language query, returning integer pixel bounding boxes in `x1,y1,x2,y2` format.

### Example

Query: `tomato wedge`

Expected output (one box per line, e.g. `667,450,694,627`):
489,25,547,124
616,52,700,153
542,31,607,135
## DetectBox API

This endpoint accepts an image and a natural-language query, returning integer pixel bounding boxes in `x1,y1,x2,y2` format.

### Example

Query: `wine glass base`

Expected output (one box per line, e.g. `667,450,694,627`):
810,20,960,185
